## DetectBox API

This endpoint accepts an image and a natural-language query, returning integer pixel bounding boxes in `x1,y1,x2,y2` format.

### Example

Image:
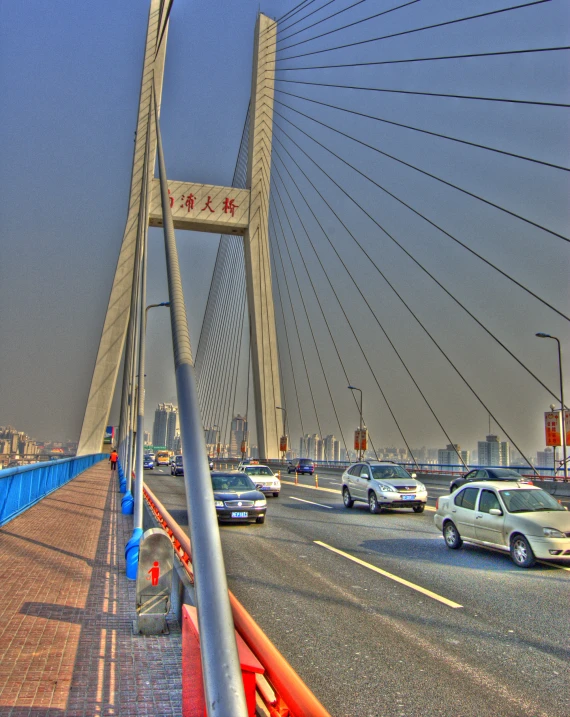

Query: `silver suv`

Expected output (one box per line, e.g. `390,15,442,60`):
342,461,427,514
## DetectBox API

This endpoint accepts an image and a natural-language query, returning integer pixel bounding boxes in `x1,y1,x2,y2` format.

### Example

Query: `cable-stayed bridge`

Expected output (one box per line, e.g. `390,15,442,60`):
0,1,569,715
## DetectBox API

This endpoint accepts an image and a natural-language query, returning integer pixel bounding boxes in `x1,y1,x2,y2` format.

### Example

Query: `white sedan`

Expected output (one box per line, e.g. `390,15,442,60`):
241,464,281,497
434,481,570,567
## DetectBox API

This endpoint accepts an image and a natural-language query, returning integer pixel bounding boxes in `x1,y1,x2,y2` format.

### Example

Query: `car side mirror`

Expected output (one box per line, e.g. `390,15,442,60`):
489,508,503,516
361,473,369,480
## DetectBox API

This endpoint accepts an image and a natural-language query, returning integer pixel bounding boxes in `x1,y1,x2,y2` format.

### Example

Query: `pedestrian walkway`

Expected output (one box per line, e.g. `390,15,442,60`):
0,461,182,716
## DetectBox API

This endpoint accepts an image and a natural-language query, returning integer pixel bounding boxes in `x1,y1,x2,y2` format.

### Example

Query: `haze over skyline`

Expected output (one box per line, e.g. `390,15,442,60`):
1,1,568,460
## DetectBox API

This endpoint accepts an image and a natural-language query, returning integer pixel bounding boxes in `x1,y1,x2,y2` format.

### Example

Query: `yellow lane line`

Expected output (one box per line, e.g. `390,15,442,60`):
314,540,463,608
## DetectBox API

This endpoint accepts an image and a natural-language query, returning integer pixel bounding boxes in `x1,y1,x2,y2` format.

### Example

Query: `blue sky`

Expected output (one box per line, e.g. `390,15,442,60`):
1,0,568,460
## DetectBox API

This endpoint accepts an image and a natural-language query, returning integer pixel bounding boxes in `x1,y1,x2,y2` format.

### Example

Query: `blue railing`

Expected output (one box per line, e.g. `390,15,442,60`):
0,454,107,526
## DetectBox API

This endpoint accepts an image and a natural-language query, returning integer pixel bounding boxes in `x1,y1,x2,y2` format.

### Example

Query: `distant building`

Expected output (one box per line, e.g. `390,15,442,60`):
438,444,470,467
478,434,509,466
229,415,248,457
333,439,340,462
152,403,177,448
323,435,335,461
299,435,309,458
537,448,555,468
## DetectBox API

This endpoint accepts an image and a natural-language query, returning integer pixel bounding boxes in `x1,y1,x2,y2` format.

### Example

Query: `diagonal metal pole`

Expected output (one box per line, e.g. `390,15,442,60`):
153,83,248,717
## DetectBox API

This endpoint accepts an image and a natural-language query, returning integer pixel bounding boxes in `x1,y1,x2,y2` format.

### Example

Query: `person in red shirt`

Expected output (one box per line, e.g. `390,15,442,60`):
109,449,118,471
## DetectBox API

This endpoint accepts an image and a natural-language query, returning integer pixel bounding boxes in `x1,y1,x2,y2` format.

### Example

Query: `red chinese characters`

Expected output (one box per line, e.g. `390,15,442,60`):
201,196,215,213
223,197,239,217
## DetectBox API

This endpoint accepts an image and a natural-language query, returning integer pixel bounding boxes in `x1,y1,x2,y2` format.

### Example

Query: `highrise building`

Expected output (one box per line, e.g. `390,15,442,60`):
307,434,320,461
166,408,178,451
333,439,340,462
438,444,470,467
152,403,177,448
323,435,335,461
299,435,308,458
477,434,509,466
230,415,248,457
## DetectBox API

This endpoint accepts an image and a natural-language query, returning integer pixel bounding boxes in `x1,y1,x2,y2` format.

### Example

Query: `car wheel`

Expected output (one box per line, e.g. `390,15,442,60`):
343,487,354,508
273,492,279,497
369,491,380,514
510,534,535,568
413,505,425,513
450,483,457,493
256,515,266,524
443,521,463,549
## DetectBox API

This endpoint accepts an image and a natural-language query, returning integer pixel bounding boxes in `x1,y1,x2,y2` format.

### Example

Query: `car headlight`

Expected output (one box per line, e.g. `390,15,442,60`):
254,499,266,507
214,501,224,508
377,483,394,492
543,527,564,538
415,482,426,491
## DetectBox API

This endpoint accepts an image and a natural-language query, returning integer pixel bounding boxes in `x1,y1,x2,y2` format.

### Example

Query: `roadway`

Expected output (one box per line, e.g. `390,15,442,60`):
146,466,569,717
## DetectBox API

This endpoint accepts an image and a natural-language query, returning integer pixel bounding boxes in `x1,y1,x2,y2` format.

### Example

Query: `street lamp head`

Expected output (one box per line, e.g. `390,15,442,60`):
536,332,553,339
347,385,358,390
160,302,171,307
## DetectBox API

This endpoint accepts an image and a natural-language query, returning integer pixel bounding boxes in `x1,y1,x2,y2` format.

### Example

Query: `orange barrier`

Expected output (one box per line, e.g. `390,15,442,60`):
143,485,331,717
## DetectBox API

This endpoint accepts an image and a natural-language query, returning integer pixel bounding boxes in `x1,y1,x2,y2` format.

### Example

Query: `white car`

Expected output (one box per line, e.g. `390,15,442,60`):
237,459,259,472
241,464,281,497
342,461,427,513
434,481,570,567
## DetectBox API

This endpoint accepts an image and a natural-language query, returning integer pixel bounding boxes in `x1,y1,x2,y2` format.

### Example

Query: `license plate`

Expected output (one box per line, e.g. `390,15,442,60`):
402,495,415,500
231,511,248,518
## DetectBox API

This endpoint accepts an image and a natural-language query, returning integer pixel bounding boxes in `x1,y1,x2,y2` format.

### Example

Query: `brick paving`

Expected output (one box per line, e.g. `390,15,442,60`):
0,462,182,716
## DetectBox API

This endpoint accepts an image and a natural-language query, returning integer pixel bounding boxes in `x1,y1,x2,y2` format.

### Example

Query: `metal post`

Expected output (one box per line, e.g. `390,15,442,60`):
348,386,363,461
536,333,568,481
276,406,286,461
153,86,247,717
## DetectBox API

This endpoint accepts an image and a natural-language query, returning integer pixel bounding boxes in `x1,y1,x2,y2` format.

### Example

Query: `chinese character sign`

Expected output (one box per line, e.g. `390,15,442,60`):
354,429,368,451
280,436,288,453
545,412,561,447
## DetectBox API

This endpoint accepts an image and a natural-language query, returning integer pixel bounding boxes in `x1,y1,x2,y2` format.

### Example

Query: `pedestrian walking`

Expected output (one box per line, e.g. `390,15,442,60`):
109,449,118,471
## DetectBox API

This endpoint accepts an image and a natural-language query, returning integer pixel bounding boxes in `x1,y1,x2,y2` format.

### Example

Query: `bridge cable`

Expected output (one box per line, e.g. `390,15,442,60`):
155,0,175,60
271,149,464,467
276,89,569,173
267,216,307,439
269,185,350,456
277,0,374,45
275,78,570,108
272,104,570,322
277,0,422,52
270,174,386,460
273,99,570,247
271,120,568,399
274,45,570,72
270,129,539,470
277,0,552,62
228,292,249,451
267,212,324,439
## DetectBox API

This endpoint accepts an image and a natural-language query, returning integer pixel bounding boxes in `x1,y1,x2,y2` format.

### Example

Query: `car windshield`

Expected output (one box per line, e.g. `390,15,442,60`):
499,488,564,513
176,457,183,464
371,465,412,480
212,474,256,492
245,466,273,476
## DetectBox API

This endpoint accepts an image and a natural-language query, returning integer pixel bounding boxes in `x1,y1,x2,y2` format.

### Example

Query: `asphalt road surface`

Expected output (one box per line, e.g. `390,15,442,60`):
146,466,569,717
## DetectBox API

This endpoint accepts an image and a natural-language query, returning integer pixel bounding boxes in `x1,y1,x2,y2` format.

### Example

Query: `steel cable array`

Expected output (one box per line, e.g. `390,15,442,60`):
259,0,568,467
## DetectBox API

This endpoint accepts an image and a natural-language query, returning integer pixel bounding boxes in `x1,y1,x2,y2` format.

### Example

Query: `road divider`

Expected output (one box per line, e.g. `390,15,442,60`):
314,541,463,609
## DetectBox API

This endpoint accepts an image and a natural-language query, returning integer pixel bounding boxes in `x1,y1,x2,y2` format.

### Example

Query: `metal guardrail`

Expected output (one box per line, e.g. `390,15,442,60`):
143,485,332,717
0,454,107,526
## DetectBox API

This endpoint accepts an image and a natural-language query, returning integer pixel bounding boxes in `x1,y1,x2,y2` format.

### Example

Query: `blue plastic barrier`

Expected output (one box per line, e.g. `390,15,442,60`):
0,454,107,526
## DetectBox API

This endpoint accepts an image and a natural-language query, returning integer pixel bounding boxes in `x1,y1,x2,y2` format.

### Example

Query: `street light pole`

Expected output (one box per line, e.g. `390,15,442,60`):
536,333,568,481
276,406,287,461
348,386,363,461
145,302,170,331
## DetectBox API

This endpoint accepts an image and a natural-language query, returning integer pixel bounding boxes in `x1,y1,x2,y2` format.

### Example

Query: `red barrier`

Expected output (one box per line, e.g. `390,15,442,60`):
143,485,332,717
182,605,263,717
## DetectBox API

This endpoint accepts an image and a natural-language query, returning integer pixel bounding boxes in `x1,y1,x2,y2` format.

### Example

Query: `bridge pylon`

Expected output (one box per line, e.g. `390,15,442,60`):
78,6,282,460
